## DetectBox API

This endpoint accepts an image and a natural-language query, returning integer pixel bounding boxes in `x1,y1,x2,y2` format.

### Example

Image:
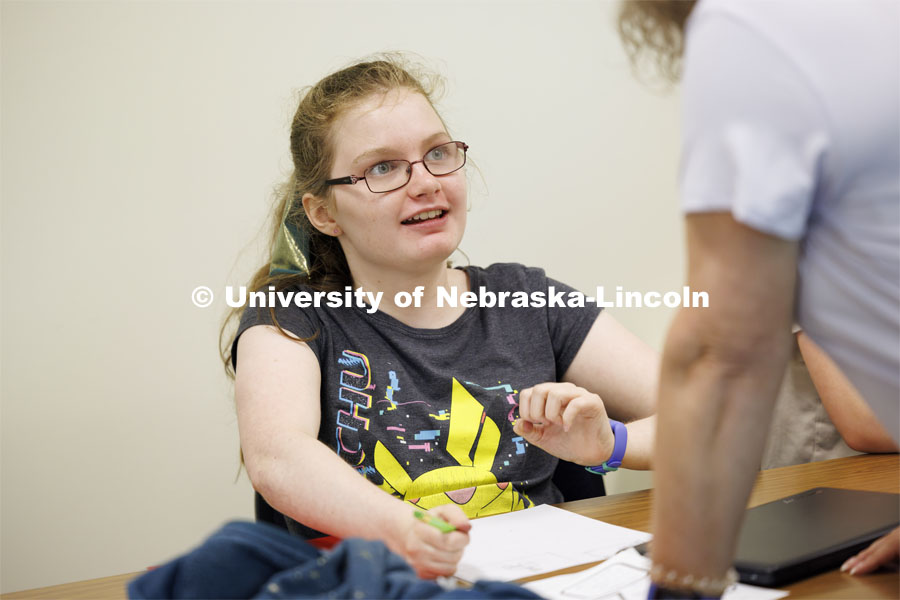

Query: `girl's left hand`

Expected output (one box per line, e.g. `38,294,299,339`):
513,382,615,466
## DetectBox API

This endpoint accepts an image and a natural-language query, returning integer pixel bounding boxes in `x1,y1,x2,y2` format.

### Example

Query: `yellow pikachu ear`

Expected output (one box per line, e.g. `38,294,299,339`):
373,440,413,497
446,379,501,470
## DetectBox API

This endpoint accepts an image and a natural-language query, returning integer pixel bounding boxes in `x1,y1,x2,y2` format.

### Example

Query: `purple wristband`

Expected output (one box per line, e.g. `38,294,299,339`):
585,419,627,475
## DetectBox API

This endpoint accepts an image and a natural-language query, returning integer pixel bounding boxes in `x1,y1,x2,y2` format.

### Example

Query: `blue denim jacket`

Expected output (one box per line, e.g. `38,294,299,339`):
128,521,541,599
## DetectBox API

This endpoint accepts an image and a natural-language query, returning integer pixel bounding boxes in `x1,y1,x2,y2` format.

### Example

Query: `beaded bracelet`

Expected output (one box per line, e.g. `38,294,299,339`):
648,563,739,597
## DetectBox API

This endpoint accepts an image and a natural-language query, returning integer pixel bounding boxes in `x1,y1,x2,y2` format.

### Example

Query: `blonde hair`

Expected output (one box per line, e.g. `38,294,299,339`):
220,55,445,377
617,0,697,82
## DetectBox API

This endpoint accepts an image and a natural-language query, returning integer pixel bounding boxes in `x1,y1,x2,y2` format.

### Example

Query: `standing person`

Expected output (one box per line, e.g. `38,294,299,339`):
222,56,658,579
616,1,899,596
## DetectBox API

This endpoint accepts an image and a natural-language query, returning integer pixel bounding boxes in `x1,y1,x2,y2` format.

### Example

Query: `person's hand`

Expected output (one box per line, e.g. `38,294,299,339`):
513,382,614,466
391,503,471,579
841,527,899,575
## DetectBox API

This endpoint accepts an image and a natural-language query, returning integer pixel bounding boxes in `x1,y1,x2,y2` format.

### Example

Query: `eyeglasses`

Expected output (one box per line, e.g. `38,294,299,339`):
325,141,469,194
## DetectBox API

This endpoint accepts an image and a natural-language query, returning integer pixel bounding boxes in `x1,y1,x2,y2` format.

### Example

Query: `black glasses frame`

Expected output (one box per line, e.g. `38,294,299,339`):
325,141,469,194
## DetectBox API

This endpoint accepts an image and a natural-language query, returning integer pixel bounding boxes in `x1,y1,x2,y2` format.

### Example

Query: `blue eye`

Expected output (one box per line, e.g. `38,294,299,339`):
426,147,447,161
368,162,394,177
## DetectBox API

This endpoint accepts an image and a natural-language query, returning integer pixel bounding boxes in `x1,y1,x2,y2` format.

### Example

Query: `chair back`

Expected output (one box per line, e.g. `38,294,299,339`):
255,492,289,529
551,458,606,502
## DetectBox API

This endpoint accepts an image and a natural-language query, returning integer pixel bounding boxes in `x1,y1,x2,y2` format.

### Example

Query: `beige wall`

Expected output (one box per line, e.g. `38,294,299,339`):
0,0,681,592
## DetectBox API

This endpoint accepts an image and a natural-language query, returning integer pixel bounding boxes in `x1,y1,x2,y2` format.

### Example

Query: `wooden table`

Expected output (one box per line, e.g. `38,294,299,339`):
544,453,900,599
4,454,897,599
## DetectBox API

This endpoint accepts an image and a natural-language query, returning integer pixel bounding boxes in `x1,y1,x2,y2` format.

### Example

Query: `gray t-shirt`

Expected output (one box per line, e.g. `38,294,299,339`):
234,263,601,531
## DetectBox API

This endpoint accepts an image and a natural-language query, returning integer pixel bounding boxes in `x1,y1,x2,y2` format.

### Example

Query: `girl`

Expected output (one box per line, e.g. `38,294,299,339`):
223,56,657,578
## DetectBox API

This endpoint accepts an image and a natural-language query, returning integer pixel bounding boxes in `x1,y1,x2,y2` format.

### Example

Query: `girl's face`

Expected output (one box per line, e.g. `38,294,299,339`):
324,89,467,280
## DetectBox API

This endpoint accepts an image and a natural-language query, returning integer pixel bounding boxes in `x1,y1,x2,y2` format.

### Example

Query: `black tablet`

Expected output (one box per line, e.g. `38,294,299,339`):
734,487,899,587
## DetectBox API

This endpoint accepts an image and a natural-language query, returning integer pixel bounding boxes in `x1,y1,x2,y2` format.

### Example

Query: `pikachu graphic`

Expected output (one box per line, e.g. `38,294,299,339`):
373,378,532,517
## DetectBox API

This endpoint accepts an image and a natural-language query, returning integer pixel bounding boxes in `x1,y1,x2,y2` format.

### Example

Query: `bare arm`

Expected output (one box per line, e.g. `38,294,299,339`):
513,312,659,470
564,311,658,468
796,331,899,453
652,213,798,581
235,325,469,577
563,311,659,421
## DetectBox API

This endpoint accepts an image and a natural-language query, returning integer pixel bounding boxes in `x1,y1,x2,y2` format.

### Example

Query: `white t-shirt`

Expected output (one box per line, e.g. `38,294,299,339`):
681,0,900,441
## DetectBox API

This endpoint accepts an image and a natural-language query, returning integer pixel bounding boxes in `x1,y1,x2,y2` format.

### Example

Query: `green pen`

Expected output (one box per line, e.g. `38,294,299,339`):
413,509,457,533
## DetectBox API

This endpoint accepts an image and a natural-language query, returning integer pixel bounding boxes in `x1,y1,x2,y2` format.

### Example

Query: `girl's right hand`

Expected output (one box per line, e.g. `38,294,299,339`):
390,503,471,579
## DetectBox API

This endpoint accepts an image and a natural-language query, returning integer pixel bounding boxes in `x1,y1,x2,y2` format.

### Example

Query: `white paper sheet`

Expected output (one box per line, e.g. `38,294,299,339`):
523,548,790,600
455,504,652,582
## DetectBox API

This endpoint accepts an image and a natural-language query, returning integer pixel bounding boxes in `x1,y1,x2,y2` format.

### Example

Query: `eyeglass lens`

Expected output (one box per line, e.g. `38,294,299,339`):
364,141,466,193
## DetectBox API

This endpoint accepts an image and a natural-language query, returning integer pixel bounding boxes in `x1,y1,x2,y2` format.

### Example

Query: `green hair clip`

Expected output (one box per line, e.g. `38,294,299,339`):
269,197,310,276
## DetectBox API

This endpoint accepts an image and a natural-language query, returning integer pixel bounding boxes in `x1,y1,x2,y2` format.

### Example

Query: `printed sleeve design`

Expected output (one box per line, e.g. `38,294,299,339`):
334,350,375,466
